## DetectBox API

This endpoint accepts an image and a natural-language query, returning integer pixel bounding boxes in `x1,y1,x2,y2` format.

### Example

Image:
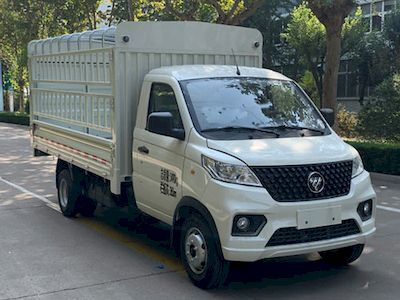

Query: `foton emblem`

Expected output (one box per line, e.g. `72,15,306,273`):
307,172,325,193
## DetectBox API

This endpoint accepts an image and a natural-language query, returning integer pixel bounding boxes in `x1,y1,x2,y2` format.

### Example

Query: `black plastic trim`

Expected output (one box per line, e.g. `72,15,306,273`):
357,199,373,221
231,215,267,236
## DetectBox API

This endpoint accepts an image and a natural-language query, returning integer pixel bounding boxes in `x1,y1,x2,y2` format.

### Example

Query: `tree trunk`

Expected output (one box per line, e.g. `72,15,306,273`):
92,5,97,29
17,67,26,113
18,85,24,113
306,52,323,107
108,0,115,26
358,75,368,106
4,90,9,112
323,25,342,113
310,64,323,107
127,0,134,21
86,9,94,30
308,0,356,115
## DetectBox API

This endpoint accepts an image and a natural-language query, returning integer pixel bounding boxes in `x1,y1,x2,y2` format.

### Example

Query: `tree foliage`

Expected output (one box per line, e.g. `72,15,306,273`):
106,0,266,25
244,0,298,69
384,8,400,70
299,70,320,106
106,0,165,23
358,74,400,142
348,32,391,105
281,3,326,104
201,0,266,25
308,0,356,113
336,104,358,138
340,7,391,106
51,0,102,31
0,0,102,112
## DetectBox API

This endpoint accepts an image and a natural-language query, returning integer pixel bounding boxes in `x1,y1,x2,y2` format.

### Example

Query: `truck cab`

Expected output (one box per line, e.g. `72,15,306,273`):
130,65,376,287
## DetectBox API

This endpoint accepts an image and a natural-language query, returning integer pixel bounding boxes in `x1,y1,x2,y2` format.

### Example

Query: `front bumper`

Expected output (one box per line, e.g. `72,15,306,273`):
201,170,376,262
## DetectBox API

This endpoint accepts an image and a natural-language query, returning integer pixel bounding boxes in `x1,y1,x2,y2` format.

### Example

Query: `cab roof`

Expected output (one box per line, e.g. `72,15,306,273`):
148,65,291,81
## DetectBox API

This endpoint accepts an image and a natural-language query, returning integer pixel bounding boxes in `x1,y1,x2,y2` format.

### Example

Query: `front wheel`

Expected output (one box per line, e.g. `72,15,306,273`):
319,244,365,265
180,214,230,289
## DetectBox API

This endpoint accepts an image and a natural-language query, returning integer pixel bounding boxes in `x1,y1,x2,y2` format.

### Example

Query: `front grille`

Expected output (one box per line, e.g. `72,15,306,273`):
266,219,360,247
251,161,352,202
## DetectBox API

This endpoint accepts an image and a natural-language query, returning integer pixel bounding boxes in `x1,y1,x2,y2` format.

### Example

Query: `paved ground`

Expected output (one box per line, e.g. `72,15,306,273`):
0,122,399,300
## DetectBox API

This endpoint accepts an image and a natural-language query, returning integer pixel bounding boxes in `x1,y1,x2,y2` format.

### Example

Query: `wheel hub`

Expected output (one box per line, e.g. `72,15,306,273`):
185,227,207,274
59,178,69,209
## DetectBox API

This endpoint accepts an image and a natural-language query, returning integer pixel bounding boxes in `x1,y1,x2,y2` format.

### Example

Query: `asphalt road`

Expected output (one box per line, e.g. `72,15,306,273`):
0,122,399,300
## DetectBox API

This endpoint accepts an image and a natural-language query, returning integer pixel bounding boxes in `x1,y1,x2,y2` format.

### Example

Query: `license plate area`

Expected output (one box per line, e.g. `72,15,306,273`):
297,206,342,229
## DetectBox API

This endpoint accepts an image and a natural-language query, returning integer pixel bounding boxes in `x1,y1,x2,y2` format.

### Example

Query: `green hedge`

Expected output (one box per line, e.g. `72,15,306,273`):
0,112,30,126
347,141,400,175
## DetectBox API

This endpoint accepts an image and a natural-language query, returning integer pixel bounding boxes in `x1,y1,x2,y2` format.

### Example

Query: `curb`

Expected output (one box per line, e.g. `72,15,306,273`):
0,121,29,129
370,172,400,184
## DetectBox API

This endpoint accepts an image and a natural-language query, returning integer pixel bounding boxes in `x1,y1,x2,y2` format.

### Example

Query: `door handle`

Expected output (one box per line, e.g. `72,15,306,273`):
138,146,149,154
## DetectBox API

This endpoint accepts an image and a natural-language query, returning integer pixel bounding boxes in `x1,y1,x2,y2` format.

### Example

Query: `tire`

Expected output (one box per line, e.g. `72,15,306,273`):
56,169,80,217
180,214,230,289
78,197,97,217
319,244,365,265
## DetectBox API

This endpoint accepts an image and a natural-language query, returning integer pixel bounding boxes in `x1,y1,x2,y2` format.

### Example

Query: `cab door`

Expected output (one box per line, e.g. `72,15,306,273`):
132,79,188,224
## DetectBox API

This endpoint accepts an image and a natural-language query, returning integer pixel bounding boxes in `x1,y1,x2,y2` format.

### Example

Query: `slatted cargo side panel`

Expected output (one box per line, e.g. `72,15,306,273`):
30,50,112,84
29,48,116,184
30,48,114,136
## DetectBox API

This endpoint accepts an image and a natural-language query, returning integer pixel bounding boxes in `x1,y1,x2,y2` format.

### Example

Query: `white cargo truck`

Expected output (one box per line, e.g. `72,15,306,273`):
28,22,376,289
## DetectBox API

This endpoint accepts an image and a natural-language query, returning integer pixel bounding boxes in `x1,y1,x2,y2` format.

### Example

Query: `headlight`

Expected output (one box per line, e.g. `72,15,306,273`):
202,155,261,187
352,155,364,178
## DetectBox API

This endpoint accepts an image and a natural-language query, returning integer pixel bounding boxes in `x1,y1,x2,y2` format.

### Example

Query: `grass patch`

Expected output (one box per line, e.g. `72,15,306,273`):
0,112,30,126
346,141,400,175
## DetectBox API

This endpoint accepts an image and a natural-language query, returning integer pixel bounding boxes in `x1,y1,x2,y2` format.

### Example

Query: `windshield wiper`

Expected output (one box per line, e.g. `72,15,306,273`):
263,125,325,135
201,126,280,137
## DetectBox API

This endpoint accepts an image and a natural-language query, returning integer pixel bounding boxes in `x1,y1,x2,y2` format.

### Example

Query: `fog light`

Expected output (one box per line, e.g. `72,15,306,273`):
232,215,267,236
357,199,373,221
363,201,371,215
236,217,250,231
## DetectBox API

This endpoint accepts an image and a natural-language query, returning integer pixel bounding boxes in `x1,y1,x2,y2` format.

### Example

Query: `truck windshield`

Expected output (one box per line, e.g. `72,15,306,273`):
180,77,328,140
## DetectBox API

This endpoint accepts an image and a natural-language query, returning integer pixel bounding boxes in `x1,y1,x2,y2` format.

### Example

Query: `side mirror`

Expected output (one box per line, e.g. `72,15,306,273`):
148,112,185,140
320,108,335,127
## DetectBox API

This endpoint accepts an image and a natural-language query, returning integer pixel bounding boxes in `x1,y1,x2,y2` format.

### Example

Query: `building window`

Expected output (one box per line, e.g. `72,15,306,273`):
337,74,347,98
385,0,395,11
362,3,371,14
359,0,394,33
372,15,382,31
337,60,359,99
373,1,383,12
347,74,358,97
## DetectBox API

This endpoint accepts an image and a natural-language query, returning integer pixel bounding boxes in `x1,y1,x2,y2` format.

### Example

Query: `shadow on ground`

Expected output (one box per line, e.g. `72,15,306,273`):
88,205,357,292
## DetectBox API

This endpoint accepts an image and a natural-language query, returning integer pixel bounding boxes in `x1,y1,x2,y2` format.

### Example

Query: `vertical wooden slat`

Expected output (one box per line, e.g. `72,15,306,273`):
49,91,52,116
96,98,100,127
96,52,100,82
104,98,108,128
91,96,94,125
43,58,47,80
84,53,88,82
103,51,107,82
90,53,94,82
78,53,82,81
56,55,60,81
51,56,55,80
63,54,67,81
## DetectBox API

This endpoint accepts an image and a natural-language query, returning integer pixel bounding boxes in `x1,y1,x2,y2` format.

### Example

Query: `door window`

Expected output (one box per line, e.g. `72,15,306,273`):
147,83,184,131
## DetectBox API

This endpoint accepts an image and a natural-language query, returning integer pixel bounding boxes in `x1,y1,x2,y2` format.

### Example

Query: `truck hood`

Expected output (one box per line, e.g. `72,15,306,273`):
206,134,354,166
